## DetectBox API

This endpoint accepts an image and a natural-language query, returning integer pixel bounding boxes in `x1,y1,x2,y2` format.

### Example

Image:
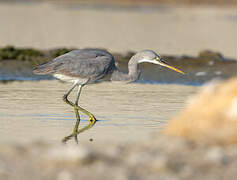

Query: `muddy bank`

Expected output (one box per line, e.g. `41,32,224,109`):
0,46,237,84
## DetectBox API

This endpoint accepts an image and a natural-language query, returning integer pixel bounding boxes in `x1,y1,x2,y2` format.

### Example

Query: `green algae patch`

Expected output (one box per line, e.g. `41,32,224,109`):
0,46,76,69
0,46,43,61
0,46,75,62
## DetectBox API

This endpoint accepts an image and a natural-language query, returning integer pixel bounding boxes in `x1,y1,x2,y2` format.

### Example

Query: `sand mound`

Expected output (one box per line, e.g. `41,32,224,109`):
164,78,237,145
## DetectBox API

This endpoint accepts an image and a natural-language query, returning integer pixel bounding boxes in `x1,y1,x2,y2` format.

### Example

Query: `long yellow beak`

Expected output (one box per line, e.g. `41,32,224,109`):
157,58,185,75
161,62,185,75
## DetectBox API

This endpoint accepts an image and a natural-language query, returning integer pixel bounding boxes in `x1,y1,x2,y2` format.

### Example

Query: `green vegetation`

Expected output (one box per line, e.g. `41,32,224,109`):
0,46,43,61
0,46,76,68
0,46,75,62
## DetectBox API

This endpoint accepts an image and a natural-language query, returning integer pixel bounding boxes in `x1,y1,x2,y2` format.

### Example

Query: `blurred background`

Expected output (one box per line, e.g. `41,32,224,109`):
1,0,237,57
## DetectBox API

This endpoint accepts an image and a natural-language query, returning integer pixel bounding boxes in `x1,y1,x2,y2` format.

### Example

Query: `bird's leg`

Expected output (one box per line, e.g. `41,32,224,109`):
73,85,97,135
63,106,80,144
65,84,97,128
71,85,82,143
62,82,80,143
62,82,78,107
62,84,97,143
63,105,80,144
75,106,97,127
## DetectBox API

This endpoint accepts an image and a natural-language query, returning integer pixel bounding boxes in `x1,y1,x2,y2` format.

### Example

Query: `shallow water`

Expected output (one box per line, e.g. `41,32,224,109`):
0,80,197,144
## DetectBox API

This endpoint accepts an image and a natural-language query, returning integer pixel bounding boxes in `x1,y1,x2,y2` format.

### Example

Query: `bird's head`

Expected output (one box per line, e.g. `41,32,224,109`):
137,50,185,75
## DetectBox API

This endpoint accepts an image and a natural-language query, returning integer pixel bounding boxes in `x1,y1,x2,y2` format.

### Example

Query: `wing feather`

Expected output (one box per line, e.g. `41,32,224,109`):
33,49,116,81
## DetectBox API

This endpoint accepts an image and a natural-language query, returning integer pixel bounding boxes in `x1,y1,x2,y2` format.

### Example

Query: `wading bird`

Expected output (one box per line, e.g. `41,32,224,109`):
33,49,184,143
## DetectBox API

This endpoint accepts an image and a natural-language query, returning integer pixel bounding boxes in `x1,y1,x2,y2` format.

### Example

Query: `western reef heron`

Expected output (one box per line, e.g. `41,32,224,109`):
33,49,184,143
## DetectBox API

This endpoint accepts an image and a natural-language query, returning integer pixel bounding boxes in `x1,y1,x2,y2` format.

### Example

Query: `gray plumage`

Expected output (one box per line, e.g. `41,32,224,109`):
34,49,116,84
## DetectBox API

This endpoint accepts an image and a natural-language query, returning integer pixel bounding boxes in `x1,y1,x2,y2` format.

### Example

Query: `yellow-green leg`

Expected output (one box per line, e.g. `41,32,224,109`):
62,84,97,143
62,106,80,143
62,82,80,143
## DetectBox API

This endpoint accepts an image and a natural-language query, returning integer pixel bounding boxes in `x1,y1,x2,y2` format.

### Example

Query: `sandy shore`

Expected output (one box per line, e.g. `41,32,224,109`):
0,80,197,144
0,2,237,58
1,136,237,180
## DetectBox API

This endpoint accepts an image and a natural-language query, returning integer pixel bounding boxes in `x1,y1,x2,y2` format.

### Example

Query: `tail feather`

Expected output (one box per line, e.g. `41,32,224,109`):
33,63,54,75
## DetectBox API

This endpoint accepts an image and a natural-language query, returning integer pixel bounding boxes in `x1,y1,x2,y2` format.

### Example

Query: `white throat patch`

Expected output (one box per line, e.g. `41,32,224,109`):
138,58,159,65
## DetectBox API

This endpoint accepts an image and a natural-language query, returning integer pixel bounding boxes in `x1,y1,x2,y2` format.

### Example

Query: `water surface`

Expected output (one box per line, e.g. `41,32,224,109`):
0,80,197,144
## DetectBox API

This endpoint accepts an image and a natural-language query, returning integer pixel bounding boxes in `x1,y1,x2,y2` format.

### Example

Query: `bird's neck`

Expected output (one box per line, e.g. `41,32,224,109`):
111,55,141,82
128,55,141,81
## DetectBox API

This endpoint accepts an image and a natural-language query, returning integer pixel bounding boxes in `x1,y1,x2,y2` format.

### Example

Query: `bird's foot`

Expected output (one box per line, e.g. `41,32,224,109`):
62,132,78,144
89,116,97,124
